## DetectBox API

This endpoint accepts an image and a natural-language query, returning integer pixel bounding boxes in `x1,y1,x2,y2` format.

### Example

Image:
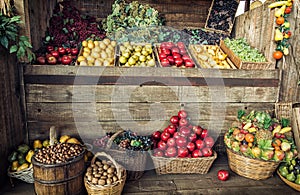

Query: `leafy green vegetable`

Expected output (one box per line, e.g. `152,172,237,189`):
224,38,266,62
103,0,164,34
281,118,290,128
237,110,245,120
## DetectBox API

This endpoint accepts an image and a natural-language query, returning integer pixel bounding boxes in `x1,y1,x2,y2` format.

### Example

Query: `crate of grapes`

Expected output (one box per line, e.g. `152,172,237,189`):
94,130,152,180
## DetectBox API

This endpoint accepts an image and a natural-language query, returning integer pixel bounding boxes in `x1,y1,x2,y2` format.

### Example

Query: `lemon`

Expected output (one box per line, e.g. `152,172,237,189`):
83,52,90,58
128,57,136,65
83,47,91,53
86,56,95,63
147,59,156,67
80,61,87,66
111,41,117,47
91,52,100,59
139,55,146,62
94,59,103,66
94,41,99,46
87,42,95,49
77,56,86,63
122,52,130,59
119,56,127,64
82,40,88,47
103,38,111,46
141,50,148,56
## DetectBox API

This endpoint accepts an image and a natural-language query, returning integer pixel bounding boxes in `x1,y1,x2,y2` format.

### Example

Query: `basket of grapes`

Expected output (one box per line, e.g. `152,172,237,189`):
224,109,298,180
93,130,152,180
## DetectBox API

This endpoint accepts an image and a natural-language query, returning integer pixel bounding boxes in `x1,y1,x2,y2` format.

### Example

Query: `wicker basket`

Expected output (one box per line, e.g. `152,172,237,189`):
275,102,293,121
277,170,300,192
226,147,280,180
102,130,148,180
151,151,217,175
7,166,34,184
84,152,126,195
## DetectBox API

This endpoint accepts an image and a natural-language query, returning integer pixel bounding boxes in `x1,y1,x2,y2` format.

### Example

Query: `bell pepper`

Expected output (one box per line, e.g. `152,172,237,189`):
275,29,284,41
275,5,286,17
25,150,34,163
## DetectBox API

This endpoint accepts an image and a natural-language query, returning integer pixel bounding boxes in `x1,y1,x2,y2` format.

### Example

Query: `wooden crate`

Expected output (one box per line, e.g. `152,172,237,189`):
23,65,280,152
205,0,240,34
220,40,275,70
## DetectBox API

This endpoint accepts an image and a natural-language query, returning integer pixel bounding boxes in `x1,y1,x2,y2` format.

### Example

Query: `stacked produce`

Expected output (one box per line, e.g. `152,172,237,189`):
118,42,156,67
190,44,235,69
157,42,196,68
93,130,152,152
184,28,229,45
85,159,119,186
41,1,105,49
77,38,117,66
278,157,300,185
224,110,298,162
206,0,239,33
223,38,267,63
36,45,79,65
152,109,214,158
103,0,163,34
8,144,34,172
268,0,294,60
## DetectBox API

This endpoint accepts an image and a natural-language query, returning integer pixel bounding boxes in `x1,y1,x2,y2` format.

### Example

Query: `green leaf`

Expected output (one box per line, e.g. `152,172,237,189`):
9,16,21,23
281,118,290,128
19,36,29,42
45,36,51,42
17,46,26,59
23,41,32,48
9,45,18,53
0,36,9,49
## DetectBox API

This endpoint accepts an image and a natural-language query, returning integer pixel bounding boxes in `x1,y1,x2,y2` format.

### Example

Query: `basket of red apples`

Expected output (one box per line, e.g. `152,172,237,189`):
150,109,217,175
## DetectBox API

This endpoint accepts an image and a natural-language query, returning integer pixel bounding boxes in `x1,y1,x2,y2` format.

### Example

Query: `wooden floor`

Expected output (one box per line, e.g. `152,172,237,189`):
1,154,299,195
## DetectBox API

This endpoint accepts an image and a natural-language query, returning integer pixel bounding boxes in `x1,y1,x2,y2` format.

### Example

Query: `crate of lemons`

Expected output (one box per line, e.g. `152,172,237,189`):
76,38,117,66
8,135,93,183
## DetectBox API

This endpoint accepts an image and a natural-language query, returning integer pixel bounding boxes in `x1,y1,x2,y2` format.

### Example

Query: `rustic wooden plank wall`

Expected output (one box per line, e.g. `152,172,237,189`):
71,0,212,29
0,49,24,186
233,2,300,103
23,66,280,152
279,1,300,103
27,0,57,51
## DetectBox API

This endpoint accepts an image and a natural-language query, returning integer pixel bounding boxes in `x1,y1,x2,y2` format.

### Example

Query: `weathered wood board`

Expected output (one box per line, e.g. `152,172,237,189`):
24,65,280,152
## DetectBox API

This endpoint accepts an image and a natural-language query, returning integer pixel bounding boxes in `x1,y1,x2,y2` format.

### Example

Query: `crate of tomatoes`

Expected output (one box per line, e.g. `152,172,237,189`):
150,109,217,175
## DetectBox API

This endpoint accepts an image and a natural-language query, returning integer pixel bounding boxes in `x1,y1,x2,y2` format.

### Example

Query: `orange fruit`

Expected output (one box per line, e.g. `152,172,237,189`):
276,17,285,25
245,133,254,143
273,50,283,60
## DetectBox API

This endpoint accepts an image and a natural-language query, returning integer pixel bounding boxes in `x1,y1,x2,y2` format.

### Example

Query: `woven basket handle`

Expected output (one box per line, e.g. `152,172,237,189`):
91,152,122,180
105,130,125,149
49,126,57,146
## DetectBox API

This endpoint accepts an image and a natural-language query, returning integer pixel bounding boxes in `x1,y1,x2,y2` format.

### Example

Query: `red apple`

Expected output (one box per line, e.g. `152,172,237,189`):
71,48,79,56
153,149,164,157
181,54,191,61
187,142,196,152
192,149,203,158
170,115,179,125
167,138,176,147
180,126,191,136
61,55,72,65
178,110,188,118
159,53,167,60
166,55,175,65
177,42,185,49
172,52,182,59
167,124,177,135
200,129,209,139
202,147,213,157
193,126,203,136
195,139,205,150
165,146,177,157
47,46,54,53
157,141,167,151
152,131,161,140
188,133,197,142
177,147,189,158
173,132,182,140
47,56,57,65
161,132,171,142
171,46,180,54
175,58,184,67
58,47,66,56
176,137,187,147
204,136,215,148
36,56,46,65
179,118,188,127
217,170,229,181
160,58,170,67
184,59,195,68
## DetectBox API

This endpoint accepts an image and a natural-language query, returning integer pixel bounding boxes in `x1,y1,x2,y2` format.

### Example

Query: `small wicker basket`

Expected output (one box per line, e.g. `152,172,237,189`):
151,151,217,175
101,130,148,180
277,170,300,192
7,166,34,184
84,152,126,195
226,147,280,180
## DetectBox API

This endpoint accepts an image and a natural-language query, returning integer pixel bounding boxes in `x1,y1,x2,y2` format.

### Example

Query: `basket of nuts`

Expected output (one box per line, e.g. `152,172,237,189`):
84,152,127,195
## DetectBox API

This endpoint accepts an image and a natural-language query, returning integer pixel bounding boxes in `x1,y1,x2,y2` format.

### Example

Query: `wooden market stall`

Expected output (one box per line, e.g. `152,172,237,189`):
1,0,300,193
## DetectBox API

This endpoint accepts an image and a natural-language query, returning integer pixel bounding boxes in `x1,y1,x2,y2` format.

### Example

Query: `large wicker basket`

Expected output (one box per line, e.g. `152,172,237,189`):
7,166,34,184
102,130,148,180
151,151,217,175
226,147,280,180
277,170,300,192
84,152,126,195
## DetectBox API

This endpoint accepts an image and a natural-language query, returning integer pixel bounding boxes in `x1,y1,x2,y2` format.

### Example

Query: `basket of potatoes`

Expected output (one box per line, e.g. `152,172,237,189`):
84,152,127,195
